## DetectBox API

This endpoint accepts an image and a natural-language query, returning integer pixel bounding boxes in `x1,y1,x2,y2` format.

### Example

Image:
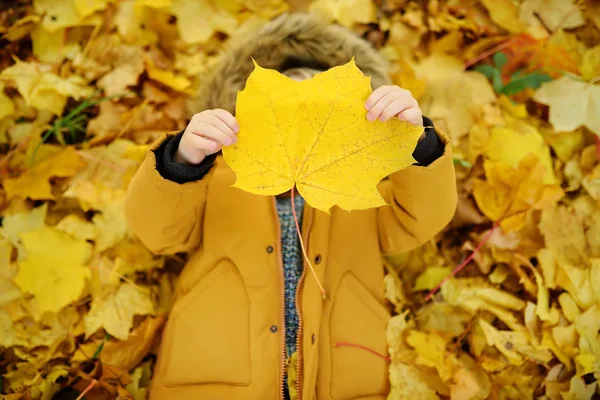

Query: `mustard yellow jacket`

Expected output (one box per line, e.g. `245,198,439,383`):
124,13,457,400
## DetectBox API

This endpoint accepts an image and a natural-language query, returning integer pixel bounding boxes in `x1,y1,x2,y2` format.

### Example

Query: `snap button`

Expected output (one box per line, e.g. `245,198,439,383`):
311,333,316,344
266,246,274,253
270,325,278,333
314,254,322,264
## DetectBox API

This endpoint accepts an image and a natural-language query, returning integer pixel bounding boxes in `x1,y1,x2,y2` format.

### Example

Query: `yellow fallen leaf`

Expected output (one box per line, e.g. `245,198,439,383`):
473,154,564,231
485,117,557,184
441,278,526,331
386,311,412,360
124,361,152,400
520,0,585,32
479,320,553,365
575,354,596,376
146,62,192,92
534,76,600,135
414,52,496,144
169,0,238,44
574,305,600,375
74,0,112,17
14,227,92,313
84,283,155,340
557,293,581,322
92,195,129,251
560,376,597,400
3,146,85,201
538,206,588,268
100,315,165,370
406,330,456,381
0,239,22,307
223,59,423,212
55,215,96,241
309,0,377,27
555,259,600,310
580,45,600,81
388,362,440,400
114,0,158,45
479,0,526,33
449,354,491,400
0,82,15,120
1,59,93,115
1,204,47,255
412,266,452,291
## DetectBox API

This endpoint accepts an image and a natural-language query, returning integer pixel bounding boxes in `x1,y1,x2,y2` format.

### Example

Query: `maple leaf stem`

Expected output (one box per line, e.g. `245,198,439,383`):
463,37,520,69
75,378,98,400
425,222,499,301
291,186,327,299
333,342,391,361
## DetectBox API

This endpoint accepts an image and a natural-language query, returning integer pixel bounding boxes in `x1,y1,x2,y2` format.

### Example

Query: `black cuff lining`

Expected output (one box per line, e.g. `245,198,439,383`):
153,130,217,184
412,116,445,167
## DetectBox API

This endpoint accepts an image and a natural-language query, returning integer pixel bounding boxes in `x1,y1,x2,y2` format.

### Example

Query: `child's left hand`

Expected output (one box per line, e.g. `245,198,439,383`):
364,85,423,128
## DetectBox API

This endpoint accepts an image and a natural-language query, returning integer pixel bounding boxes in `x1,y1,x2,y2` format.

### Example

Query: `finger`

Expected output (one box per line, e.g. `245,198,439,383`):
364,85,395,110
191,122,234,146
366,90,403,121
378,97,417,122
210,109,239,133
396,107,423,126
187,133,222,155
201,114,237,143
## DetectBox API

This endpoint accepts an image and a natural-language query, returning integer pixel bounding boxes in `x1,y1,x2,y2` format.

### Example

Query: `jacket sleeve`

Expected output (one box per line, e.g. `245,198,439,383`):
124,132,216,255
377,124,457,255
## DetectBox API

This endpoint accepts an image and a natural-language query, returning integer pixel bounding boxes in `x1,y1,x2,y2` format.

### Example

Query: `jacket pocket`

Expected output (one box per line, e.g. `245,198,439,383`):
329,272,391,400
162,258,251,387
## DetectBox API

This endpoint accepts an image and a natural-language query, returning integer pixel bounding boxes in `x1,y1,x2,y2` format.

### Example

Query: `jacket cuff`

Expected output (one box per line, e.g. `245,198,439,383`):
153,130,217,184
412,116,445,167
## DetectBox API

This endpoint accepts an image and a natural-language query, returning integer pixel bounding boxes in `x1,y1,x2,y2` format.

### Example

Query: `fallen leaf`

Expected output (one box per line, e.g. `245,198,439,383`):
1,59,94,116
3,146,85,201
0,82,16,120
581,45,600,81
406,330,456,381
14,227,92,313
169,0,238,44
479,0,526,34
533,76,600,135
388,362,440,400
100,315,165,370
412,266,452,291
309,0,377,27
84,283,155,340
414,52,496,144
223,59,423,212
519,0,585,32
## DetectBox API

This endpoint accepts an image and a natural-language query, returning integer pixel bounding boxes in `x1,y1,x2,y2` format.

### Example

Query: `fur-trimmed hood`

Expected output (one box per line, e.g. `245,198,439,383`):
190,12,392,115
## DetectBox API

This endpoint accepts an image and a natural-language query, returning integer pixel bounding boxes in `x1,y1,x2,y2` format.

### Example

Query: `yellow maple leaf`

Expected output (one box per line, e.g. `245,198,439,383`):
484,115,557,184
124,361,152,400
538,206,589,268
146,60,192,92
0,239,22,307
534,76,600,136
412,266,452,291
169,0,238,44
4,146,85,201
223,59,423,212
309,0,377,27
84,283,155,340
1,59,93,116
1,203,47,257
14,227,92,313
473,154,564,231
74,0,112,17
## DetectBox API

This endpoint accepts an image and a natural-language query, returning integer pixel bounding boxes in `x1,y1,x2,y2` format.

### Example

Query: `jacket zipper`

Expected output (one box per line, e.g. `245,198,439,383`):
294,205,313,400
272,198,286,400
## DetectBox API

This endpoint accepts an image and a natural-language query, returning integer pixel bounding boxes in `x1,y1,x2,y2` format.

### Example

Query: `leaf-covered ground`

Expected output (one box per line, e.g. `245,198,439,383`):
1,0,599,399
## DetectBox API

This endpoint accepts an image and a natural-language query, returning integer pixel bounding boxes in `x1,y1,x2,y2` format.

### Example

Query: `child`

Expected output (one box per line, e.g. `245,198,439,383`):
124,12,457,400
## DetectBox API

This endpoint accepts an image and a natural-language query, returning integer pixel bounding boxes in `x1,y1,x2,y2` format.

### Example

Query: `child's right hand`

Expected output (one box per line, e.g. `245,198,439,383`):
175,109,239,165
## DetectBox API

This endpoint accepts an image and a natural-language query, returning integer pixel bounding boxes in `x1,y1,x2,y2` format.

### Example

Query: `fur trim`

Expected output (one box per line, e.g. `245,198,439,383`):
189,12,392,115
